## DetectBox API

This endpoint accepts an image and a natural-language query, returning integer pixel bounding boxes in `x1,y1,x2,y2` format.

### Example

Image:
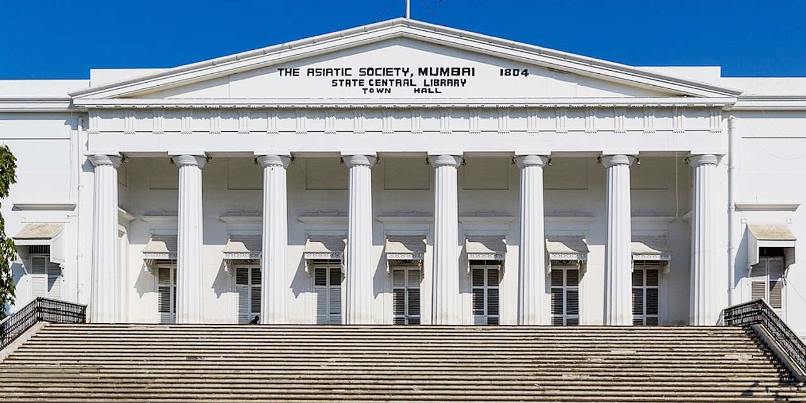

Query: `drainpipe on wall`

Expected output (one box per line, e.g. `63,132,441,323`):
727,115,738,306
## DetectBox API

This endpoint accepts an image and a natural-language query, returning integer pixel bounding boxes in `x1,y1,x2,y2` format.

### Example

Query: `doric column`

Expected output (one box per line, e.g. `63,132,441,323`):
515,155,550,325
257,154,291,324
172,154,207,324
602,154,636,325
343,154,377,324
430,154,463,325
89,154,122,323
689,154,719,325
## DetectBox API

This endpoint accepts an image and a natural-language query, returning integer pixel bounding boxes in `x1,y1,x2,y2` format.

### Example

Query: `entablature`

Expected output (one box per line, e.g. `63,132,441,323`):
87,105,724,136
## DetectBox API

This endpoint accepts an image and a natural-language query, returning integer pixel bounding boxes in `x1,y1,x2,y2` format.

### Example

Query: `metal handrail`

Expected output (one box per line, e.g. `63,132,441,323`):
723,298,806,381
0,297,86,351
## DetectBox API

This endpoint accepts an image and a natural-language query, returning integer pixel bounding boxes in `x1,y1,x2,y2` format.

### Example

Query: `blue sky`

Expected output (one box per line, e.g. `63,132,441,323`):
1,0,804,79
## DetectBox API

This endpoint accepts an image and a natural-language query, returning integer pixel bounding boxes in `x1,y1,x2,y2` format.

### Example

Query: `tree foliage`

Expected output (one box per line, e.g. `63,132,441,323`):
0,145,17,319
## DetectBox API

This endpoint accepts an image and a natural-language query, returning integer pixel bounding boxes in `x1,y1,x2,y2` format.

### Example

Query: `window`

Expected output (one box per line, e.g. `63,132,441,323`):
551,265,579,326
632,264,660,326
471,263,500,325
314,263,342,324
235,267,261,324
751,251,785,314
392,266,421,325
157,266,176,324
29,246,61,299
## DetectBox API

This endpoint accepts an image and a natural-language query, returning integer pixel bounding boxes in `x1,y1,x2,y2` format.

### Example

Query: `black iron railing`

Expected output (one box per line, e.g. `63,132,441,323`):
0,297,86,351
723,299,806,381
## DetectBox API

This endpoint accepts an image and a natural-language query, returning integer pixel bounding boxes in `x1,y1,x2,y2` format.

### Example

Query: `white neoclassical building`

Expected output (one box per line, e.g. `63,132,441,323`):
2,19,805,335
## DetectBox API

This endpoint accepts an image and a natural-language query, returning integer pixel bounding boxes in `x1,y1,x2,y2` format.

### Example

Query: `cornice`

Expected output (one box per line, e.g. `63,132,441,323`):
734,202,800,212
0,98,77,112
12,202,76,211
73,97,737,109
731,96,806,111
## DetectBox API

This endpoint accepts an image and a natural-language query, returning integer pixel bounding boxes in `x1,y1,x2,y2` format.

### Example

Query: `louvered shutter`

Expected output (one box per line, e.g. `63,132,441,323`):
235,268,251,324
30,256,47,298
768,258,784,311
407,269,421,323
251,268,261,318
47,264,61,299
471,268,485,324
314,268,328,324
487,268,500,325
751,280,767,302
157,267,174,324
550,269,564,325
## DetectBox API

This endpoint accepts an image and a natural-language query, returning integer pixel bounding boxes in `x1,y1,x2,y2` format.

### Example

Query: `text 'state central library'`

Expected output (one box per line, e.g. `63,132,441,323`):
4,19,806,337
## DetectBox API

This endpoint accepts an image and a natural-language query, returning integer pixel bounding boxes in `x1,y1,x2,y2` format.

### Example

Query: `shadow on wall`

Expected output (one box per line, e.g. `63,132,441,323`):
373,255,387,298
212,261,231,298
290,258,309,298
134,263,153,298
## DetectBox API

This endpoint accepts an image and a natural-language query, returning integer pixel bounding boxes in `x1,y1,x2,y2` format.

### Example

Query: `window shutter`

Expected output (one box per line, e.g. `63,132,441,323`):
751,280,767,302
235,268,250,324
407,288,420,317
314,268,328,324
47,264,61,299
252,284,261,317
768,258,784,310
769,280,783,310
157,267,176,324
30,257,47,298
487,287,499,324
646,288,659,316
632,288,643,316
328,283,341,324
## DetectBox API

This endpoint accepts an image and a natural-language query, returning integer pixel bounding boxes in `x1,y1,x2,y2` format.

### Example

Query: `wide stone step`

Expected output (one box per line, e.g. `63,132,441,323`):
1,323,802,402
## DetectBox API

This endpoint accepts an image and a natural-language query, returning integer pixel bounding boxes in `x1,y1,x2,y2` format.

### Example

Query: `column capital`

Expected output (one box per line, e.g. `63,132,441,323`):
256,154,291,169
172,154,207,169
688,154,720,167
88,154,122,168
342,154,377,168
428,154,463,168
600,154,637,168
514,155,550,168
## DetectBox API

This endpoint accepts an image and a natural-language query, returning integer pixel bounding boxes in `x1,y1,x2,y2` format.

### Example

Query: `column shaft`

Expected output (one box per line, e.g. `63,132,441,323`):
344,154,376,324
690,154,719,325
89,155,122,323
602,154,635,325
516,155,550,325
173,155,206,324
258,155,291,324
430,155,463,325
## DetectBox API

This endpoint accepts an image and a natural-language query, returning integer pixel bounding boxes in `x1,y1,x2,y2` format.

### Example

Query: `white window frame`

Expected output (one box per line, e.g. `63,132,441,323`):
471,262,500,325
313,261,342,324
156,264,176,324
632,263,661,326
391,264,422,325
551,264,579,326
29,248,61,300
233,265,261,324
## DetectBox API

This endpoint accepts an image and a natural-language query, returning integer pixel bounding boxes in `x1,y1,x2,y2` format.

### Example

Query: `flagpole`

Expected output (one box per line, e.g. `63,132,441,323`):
405,0,410,18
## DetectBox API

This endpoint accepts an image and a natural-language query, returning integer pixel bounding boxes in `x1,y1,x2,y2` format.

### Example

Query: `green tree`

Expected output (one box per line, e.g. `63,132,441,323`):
0,145,17,319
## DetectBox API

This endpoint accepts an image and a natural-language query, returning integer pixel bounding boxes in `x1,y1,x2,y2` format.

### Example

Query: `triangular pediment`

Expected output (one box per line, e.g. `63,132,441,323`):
71,18,740,104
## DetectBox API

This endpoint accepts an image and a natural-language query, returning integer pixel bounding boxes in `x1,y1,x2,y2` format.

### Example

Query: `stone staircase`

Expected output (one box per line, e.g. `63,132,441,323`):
1,324,804,402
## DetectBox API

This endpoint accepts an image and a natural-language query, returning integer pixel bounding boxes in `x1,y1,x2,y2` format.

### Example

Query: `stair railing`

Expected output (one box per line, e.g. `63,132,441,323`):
0,297,86,351
722,298,806,382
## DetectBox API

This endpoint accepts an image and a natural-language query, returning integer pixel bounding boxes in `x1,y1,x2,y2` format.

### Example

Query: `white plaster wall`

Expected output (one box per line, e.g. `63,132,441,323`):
0,113,83,311
733,111,806,338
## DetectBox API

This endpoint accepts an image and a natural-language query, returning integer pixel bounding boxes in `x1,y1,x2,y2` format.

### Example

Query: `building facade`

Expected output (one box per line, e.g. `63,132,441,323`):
2,19,805,335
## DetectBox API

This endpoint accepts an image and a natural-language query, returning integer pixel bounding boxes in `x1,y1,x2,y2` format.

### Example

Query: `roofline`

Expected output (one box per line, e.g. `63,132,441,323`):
70,18,742,99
